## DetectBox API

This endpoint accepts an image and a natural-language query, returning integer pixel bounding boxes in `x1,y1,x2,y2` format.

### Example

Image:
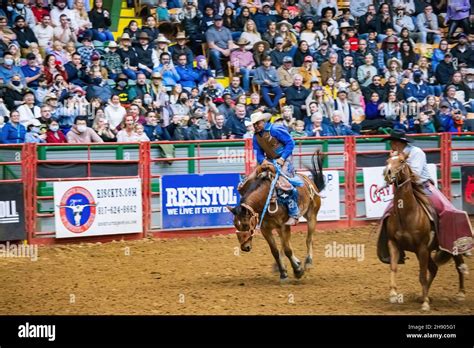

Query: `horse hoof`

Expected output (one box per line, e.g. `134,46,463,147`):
456,292,466,301
280,276,290,284
421,302,430,311
294,268,305,279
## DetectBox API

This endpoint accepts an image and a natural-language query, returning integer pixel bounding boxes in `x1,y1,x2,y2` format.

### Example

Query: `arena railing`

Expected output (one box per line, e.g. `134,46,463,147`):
0,132,473,243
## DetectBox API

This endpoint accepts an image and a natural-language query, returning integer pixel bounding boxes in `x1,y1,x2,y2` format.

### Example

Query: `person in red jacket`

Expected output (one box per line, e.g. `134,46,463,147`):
45,119,67,143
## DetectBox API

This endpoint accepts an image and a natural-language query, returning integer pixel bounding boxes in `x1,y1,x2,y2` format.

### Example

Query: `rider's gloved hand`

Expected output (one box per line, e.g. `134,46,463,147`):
276,158,285,166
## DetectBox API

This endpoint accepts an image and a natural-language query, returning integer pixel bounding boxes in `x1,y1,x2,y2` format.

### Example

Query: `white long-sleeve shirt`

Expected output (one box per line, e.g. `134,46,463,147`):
404,144,433,184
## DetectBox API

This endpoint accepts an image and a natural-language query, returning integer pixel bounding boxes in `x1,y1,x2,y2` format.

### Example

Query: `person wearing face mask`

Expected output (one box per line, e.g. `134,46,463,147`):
25,118,46,143
67,116,103,143
404,70,430,102
10,0,37,28
112,74,130,103
3,74,27,110
45,118,66,143
104,94,126,130
0,52,26,83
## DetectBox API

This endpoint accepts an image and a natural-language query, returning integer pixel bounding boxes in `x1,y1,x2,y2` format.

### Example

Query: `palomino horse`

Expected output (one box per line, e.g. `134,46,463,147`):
383,152,467,311
227,151,325,282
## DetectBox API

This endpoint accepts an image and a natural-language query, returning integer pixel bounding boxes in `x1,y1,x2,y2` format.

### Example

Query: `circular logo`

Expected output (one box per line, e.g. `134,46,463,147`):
59,187,96,233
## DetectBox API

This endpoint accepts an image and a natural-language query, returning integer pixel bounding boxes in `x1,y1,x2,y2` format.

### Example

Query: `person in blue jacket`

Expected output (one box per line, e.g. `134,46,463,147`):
249,111,301,225
175,54,200,91
1,110,26,144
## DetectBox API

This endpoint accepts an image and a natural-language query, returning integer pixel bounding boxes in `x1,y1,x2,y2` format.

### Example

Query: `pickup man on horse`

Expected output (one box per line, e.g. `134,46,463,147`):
381,129,473,257
241,111,301,225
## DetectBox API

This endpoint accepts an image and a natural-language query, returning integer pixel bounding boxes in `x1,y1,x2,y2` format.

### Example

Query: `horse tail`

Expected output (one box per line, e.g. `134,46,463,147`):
309,150,325,192
432,250,452,266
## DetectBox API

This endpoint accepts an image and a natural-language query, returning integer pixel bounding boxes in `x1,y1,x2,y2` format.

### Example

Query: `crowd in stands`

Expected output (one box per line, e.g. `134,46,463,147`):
0,0,473,145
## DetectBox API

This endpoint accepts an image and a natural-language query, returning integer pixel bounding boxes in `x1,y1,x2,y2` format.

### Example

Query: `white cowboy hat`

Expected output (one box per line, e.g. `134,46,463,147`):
27,118,41,127
251,112,269,124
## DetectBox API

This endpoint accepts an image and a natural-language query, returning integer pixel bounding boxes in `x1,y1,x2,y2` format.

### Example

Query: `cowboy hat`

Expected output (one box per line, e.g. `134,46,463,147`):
277,20,293,31
155,34,170,44
253,40,270,52
316,18,331,27
137,32,151,40
251,112,270,124
384,129,412,143
175,32,188,40
339,22,354,30
119,32,131,41
235,37,250,46
107,41,118,48
387,57,402,69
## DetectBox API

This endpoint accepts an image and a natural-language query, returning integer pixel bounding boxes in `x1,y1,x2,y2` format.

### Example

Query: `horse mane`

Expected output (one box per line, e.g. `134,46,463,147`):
404,165,431,209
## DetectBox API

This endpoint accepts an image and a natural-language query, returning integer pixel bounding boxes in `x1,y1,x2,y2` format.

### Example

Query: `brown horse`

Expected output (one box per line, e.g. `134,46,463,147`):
227,151,325,282
383,152,467,311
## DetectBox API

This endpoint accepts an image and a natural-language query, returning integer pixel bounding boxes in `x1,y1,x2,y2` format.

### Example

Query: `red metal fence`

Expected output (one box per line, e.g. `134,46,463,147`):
0,132,473,244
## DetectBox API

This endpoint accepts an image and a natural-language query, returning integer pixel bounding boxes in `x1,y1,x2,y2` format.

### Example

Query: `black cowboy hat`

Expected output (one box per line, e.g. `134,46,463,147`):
384,129,412,143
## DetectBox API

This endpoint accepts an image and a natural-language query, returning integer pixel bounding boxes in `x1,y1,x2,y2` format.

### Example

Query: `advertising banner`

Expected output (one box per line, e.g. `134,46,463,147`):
0,183,25,241
161,173,240,229
54,179,142,238
363,164,437,219
461,166,474,214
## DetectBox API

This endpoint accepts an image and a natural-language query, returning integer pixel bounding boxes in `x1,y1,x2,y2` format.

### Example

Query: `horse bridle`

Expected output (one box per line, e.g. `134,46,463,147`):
235,203,260,243
386,158,411,187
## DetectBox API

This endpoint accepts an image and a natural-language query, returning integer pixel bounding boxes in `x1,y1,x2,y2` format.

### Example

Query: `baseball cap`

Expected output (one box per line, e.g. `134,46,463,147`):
320,40,329,45
283,56,293,63
275,36,284,44
26,53,36,60
213,14,223,20
440,101,450,108
304,55,313,62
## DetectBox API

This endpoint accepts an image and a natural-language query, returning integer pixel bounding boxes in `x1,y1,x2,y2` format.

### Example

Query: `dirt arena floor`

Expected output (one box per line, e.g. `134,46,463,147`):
1,224,473,315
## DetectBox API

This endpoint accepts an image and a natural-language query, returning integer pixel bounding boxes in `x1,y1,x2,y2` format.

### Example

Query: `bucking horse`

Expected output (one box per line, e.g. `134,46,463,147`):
227,150,325,282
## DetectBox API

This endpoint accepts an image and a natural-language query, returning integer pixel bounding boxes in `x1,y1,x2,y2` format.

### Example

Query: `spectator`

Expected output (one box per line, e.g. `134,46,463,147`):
11,0,37,28
293,40,312,67
262,21,278,49
210,113,231,139
114,115,135,142
404,70,430,102
252,55,282,113
72,0,92,35
88,0,113,42
4,74,28,111
431,39,450,72
363,75,386,102
134,32,154,78
195,55,213,85
326,110,355,136
223,76,245,101
25,118,46,143
105,94,127,130
341,55,357,82
357,54,377,88
21,53,42,88
17,91,40,126
85,71,112,103
50,0,75,29
175,54,200,90
206,14,235,78
92,116,115,142
31,0,50,23
277,55,295,89
254,3,276,33
240,19,261,51
285,74,310,120
217,93,235,120
393,6,415,35
33,14,53,54
45,118,67,143
436,101,457,132
0,52,25,84
140,15,160,42
169,32,194,68
67,116,103,143
134,123,150,141
253,40,271,67
414,111,436,133
416,5,442,44
1,110,26,143
53,14,77,44
117,33,139,80
143,111,170,141
400,40,418,70
225,103,247,138
445,0,471,40
435,52,456,86
290,120,306,138
451,33,474,69
443,85,467,115
230,37,255,92
361,92,393,131
334,89,355,125
12,15,38,55
155,52,180,91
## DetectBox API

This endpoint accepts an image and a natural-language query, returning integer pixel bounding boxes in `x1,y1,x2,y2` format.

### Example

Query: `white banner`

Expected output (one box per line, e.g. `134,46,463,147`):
299,170,340,221
54,179,143,238
363,164,437,219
